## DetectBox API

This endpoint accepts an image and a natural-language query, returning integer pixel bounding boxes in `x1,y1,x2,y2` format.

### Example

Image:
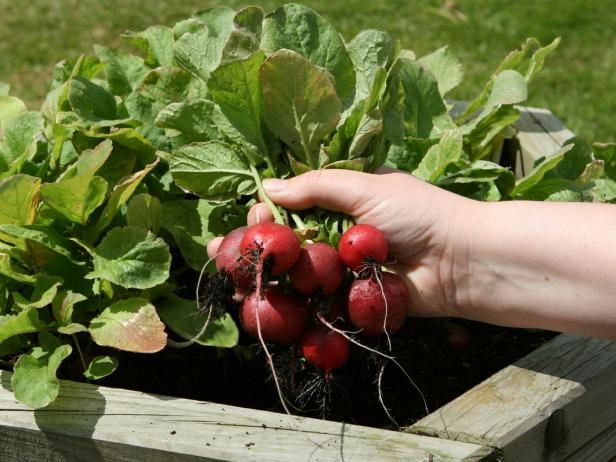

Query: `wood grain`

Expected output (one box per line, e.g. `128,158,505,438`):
0,371,494,462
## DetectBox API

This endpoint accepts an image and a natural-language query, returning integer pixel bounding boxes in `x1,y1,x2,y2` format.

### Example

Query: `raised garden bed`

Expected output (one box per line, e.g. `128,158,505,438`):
1,108,615,462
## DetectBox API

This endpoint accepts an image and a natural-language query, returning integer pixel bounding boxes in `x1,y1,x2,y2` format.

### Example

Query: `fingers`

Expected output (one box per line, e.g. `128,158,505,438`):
247,202,273,225
206,237,223,259
263,169,375,215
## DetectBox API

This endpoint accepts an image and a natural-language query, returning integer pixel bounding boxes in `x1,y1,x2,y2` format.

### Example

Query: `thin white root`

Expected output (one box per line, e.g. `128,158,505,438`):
374,269,392,352
377,363,398,427
317,313,429,417
253,261,296,428
166,253,216,349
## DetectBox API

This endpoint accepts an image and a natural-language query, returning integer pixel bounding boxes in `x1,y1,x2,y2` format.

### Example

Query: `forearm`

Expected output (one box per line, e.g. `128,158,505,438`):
453,200,616,339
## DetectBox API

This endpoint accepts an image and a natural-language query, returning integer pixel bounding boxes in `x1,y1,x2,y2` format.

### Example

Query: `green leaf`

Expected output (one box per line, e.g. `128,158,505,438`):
385,137,436,173
323,159,368,171
348,29,398,102
413,129,463,182
261,3,356,105
594,142,616,180
348,109,383,159
124,67,195,149
73,139,114,176
0,96,27,133
169,141,255,200
483,70,528,112
511,144,573,197
544,138,593,181
438,160,515,200
463,105,521,161
87,158,159,242
174,9,234,81
261,49,342,169
57,323,89,335
160,199,246,271
157,295,238,348
516,178,583,201
220,6,264,65
88,226,171,290
417,46,463,96
94,45,149,96
155,99,222,142
13,274,63,310
0,111,44,172
89,297,167,352
126,194,162,233
68,76,118,123
0,83,8,96
460,38,559,120
0,251,35,283
0,308,42,344
11,336,72,408
52,289,87,325
192,6,235,38
398,59,454,139
123,25,175,67
84,355,119,380
497,37,561,84
587,179,616,202
0,174,41,225
0,224,84,262
209,51,268,155
40,175,108,224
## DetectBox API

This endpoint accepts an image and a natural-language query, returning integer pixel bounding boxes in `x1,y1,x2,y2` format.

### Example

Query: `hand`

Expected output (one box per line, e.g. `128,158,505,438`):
208,169,473,317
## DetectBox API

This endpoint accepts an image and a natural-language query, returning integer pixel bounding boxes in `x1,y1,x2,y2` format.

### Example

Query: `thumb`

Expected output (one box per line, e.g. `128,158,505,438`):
263,170,375,215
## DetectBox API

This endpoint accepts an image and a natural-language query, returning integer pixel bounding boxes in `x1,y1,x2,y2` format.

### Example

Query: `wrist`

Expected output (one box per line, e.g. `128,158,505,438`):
438,197,484,319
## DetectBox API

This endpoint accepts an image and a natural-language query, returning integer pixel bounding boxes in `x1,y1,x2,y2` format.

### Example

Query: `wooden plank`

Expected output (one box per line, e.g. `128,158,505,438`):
0,371,494,462
513,107,575,177
407,334,616,461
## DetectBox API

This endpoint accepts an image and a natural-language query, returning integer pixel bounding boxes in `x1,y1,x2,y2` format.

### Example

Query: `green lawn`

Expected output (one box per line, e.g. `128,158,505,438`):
1,0,614,143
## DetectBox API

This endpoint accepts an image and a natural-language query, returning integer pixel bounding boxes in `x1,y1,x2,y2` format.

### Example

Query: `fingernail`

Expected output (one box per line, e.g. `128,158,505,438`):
263,178,286,194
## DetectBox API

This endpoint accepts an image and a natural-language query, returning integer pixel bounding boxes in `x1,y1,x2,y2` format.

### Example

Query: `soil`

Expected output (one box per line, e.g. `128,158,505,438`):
94,315,557,430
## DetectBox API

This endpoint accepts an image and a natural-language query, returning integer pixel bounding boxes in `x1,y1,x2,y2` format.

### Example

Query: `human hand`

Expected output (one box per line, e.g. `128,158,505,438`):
207,169,474,317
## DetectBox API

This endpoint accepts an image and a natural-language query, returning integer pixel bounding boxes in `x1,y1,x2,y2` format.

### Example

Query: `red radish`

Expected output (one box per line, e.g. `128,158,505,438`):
240,288,309,345
239,222,300,276
215,226,252,289
301,326,350,372
446,322,472,352
338,224,388,272
347,272,409,336
288,243,345,296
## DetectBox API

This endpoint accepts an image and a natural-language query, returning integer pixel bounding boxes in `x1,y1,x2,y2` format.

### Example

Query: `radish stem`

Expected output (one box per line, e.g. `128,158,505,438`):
250,165,284,225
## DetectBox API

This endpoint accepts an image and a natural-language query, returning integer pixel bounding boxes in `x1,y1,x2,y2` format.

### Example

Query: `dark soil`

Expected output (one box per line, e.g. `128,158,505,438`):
93,316,557,429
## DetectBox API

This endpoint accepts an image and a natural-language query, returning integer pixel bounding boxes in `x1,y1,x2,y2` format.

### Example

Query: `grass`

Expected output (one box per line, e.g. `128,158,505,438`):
0,0,614,143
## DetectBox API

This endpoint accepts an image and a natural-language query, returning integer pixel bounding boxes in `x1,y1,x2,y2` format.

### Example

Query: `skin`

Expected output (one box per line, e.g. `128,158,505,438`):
207,169,616,340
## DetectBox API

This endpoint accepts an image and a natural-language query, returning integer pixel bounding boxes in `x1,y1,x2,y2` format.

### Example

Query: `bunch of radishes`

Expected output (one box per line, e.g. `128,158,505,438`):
214,221,410,378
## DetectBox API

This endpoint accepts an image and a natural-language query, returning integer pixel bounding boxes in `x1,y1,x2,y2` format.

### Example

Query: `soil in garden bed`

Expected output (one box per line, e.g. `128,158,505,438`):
90,317,557,430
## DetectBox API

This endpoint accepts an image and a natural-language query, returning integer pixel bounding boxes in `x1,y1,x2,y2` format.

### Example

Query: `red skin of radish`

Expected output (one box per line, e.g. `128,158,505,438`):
288,243,345,296
240,289,309,345
215,226,252,290
347,272,409,336
446,323,472,352
239,222,300,276
301,326,350,372
338,224,389,272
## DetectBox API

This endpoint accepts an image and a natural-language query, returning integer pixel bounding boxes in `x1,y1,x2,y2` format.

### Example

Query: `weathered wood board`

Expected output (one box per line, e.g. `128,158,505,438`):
513,106,576,177
0,371,493,462
408,108,616,462
408,335,616,461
